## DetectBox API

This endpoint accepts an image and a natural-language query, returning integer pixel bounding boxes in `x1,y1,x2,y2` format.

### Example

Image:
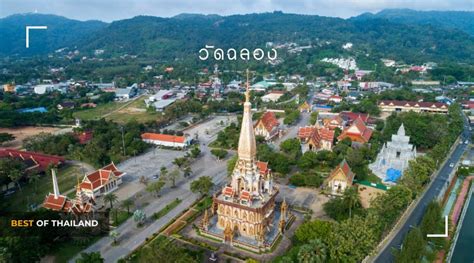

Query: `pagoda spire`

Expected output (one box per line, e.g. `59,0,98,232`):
237,69,257,161
51,168,60,199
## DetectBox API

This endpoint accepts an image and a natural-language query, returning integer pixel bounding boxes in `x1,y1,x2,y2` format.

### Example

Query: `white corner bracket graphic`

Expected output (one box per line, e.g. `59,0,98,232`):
426,215,449,238
25,26,48,48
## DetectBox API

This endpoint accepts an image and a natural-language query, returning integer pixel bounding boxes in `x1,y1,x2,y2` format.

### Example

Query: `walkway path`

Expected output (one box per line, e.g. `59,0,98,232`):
451,175,474,225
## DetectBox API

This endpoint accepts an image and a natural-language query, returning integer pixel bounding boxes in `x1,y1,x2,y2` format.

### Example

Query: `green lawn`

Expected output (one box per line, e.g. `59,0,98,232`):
73,101,124,121
1,164,82,212
111,210,132,227
106,98,161,124
152,198,182,220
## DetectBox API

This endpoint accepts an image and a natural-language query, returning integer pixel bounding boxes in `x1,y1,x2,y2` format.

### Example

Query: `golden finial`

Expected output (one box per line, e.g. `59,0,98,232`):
245,69,250,103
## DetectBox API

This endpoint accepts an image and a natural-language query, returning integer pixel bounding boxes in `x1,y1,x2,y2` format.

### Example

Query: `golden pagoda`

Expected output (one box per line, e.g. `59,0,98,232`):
206,70,280,251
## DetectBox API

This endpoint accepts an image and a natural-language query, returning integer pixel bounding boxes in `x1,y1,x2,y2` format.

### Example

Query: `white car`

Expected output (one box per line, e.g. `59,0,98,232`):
465,140,469,144
449,163,455,168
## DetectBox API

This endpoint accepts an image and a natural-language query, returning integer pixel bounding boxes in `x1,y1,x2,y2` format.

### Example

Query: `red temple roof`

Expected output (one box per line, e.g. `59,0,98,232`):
0,149,65,171
43,194,68,211
223,186,234,196
255,111,279,133
80,163,124,191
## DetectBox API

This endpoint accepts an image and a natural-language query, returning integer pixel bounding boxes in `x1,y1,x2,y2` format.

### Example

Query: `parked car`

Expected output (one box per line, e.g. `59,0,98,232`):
449,163,455,168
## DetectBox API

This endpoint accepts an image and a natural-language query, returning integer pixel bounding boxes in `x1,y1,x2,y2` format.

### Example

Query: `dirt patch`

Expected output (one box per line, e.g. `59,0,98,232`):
0,126,61,149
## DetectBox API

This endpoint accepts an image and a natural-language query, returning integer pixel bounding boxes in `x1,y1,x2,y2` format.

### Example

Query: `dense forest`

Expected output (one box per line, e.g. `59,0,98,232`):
1,11,474,65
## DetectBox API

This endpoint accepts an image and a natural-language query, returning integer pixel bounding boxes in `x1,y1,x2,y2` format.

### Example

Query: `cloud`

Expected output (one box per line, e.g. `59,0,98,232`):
0,0,473,21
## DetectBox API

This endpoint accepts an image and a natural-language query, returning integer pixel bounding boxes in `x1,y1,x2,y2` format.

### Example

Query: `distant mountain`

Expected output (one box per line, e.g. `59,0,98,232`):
79,12,474,63
1,12,474,64
354,9,474,36
0,13,107,56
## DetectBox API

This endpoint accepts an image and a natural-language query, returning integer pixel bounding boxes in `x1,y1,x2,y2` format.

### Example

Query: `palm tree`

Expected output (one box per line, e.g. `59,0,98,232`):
297,239,327,263
133,209,146,227
121,198,134,214
104,193,118,209
28,173,40,193
342,186,360,218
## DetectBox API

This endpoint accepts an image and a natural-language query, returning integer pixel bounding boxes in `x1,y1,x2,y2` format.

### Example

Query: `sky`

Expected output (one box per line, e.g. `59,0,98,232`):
1,0,473,22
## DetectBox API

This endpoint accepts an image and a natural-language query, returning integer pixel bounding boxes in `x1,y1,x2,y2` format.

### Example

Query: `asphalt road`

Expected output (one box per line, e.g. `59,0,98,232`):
374,116,471,262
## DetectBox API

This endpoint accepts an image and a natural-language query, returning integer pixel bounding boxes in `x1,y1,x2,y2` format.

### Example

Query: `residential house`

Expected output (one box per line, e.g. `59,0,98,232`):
115,84,137,100
261,91,285,102
254,111,281,140
57,102,75,110
325,159,355,196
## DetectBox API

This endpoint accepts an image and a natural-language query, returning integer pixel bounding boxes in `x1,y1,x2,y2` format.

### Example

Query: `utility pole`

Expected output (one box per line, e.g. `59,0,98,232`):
120,126,126,156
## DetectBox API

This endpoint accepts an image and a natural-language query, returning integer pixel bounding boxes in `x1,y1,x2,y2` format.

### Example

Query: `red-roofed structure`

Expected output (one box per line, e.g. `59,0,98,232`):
337,117,373,144
298,126,334,152
378,100,448,114
339,111,369,125
80,163,125,198
254,111,281,140
141,132,191,148
76,131,93,144
325,159,355,195
0,149,64,172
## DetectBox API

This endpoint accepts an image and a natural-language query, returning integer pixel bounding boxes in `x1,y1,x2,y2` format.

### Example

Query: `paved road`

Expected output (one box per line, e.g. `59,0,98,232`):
70,116,235,262
374,116,471,262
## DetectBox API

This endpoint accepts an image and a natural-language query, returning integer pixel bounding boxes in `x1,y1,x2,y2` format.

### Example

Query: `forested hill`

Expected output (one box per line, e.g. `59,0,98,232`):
1,11,474,64
0,13,107,56
354,9,474,36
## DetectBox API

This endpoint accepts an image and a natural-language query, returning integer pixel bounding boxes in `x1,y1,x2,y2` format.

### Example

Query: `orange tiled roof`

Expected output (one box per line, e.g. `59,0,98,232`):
43,194,67,211
328,159,355,183
240,190,251,201
141,133,186,143
256,111,279,133
80,163,124,191
338,117,372,143
223,186,234,196
257,161,270,175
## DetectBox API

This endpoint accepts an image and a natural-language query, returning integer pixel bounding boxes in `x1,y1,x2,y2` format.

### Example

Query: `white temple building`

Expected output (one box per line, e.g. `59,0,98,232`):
369,124,417,183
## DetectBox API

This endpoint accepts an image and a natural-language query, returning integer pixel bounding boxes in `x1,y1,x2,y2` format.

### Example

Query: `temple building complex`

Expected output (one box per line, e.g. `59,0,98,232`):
200,71,290,253
297,125,334,152
369,124,417,183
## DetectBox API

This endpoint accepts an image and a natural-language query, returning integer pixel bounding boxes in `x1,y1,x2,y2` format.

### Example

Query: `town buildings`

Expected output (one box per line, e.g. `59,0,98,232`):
369,124,417,183
378,100,449,114
200,77,287,253
79,163,125,199
141,133,192,149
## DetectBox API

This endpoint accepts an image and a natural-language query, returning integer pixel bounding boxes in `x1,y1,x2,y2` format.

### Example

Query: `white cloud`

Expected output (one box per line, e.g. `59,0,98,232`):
0,0,473,21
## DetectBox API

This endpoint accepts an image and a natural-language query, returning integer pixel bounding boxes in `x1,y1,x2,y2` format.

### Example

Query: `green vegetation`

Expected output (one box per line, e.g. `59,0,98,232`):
24,119,149,167
0,164,83,212
190,176,214,196
75,251,104,263
152,198,182,220
0,132,14,145
131,235,200,263
211,122,240,149
283,109,300,125
210,148,228,160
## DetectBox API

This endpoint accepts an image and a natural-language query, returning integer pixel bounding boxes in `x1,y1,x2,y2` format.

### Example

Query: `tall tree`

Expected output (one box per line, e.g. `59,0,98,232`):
103,193,118,209
146,180,165,197
121,198,134,214
190,176,214,196
342,187,360,219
